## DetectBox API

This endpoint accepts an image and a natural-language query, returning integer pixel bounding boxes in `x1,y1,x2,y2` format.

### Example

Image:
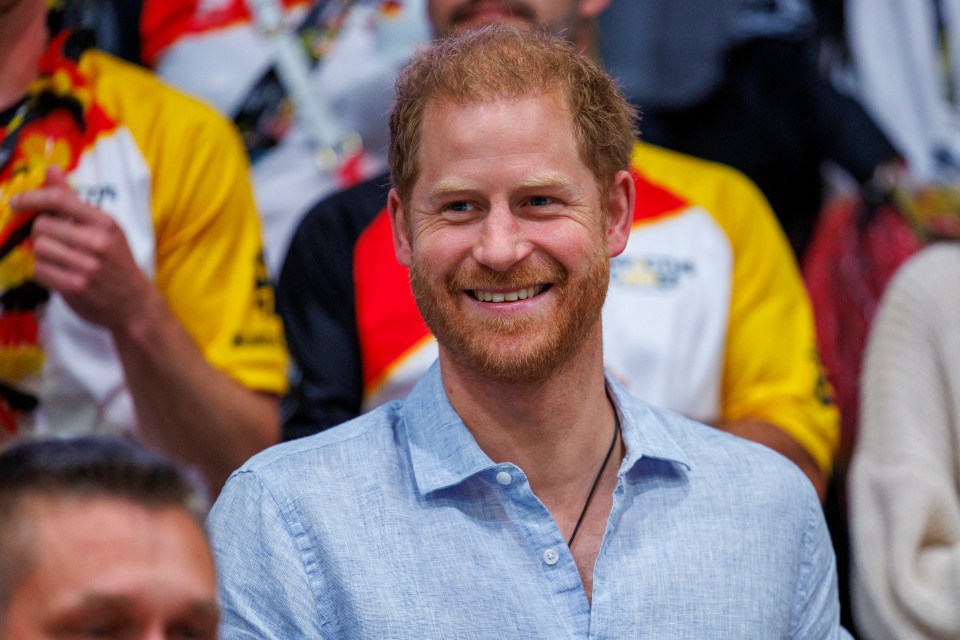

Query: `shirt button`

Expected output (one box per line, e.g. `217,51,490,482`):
496,471,512,486
543,548,560,565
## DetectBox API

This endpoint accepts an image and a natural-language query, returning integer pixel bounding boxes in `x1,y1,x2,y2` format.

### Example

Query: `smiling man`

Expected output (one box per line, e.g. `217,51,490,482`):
209,26,851,638
278,0,837,505
397,90,615,388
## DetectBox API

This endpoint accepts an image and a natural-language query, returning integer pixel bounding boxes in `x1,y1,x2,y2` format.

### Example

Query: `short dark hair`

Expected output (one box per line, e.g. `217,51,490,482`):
0,437,208,615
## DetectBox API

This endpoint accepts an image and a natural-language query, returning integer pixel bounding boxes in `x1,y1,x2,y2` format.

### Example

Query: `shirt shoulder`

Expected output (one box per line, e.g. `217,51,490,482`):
631,397,820,508
887,243,960,295
78,49,231,141
632,141,767,210
631,141,782,246
236,401,406,479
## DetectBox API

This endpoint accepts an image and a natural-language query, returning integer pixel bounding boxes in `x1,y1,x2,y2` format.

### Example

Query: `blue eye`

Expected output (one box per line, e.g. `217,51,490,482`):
528,196,551,206
448,201,473,212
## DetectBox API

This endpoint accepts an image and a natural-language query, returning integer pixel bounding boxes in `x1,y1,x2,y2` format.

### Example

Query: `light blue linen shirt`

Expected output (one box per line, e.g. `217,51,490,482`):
209,362,851,639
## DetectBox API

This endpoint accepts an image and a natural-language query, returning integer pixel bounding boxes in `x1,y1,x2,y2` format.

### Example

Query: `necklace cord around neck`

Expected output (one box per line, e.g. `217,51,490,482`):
566,405,620,548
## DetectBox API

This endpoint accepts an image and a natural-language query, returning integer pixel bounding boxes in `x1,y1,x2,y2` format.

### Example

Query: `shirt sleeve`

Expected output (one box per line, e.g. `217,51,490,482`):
151,98,288,395
849,247,960,639
718,170,839,474
91,52,288,395
209,469,326,638
790,493,852,639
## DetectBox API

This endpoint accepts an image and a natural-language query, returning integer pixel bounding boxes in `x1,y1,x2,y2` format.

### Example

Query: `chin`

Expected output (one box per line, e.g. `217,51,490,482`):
451,15,534,35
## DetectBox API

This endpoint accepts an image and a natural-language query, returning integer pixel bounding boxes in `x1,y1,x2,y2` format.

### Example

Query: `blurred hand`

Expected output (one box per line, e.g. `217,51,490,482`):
11,166,154,332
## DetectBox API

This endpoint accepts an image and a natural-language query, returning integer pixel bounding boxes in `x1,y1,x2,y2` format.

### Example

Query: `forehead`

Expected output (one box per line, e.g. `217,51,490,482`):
5,496,216,620
418,92,576,166
412,92,597,203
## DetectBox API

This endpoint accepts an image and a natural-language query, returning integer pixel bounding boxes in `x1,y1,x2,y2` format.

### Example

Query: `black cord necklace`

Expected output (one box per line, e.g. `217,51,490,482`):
567,408,621,548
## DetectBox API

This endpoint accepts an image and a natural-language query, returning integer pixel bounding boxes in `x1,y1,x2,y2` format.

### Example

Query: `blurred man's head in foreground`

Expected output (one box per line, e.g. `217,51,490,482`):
0,437,218,640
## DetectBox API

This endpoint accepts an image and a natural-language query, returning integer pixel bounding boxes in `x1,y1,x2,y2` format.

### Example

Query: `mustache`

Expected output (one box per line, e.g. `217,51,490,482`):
446,258,566,293
449,0,539,26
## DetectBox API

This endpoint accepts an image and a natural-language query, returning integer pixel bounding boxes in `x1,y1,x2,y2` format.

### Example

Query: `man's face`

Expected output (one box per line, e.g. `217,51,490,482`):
390,92,627,383
0,0,46,94
428,0,581,39
0,0,25,17
0,0,42,33
1,497,219,640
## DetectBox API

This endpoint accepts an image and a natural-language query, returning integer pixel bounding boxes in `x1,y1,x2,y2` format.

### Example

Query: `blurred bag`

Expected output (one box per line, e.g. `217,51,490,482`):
802,194,920,470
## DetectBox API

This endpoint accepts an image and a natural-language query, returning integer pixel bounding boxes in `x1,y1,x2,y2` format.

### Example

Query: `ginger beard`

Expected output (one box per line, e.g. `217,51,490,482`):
409,229,610,384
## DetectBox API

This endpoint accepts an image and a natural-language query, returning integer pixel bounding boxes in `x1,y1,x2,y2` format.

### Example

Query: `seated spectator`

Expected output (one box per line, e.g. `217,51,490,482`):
0,436,218,639
278,0,839,499
848,242,960,639
846,0,960,184
210,26,852,637
132,0,430,275
1,0,288,494
598,0,902,260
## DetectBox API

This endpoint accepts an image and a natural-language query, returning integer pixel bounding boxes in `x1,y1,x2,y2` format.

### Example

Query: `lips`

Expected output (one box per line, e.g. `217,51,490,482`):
450,257,565,307
469,284,548,302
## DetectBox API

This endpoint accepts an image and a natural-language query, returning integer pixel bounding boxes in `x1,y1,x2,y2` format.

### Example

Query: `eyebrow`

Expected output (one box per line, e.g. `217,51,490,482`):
430,173,571,199
517,174,570,190
78,593,217,610
429,179,473,199
52,593,220,622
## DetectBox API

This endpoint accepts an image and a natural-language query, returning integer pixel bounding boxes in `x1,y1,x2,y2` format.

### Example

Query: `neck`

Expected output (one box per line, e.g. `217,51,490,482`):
439,324,617,495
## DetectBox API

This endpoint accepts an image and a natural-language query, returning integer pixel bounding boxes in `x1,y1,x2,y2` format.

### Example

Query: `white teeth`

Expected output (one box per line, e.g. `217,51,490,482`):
473,285,543,302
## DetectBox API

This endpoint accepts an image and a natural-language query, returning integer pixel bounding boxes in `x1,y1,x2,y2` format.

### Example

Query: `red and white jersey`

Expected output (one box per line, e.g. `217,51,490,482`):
0,34,287,438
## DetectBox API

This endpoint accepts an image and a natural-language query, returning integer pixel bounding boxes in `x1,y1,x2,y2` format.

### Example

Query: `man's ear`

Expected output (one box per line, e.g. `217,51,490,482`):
388,188,413,267
606,169,634,258
579,0,611,20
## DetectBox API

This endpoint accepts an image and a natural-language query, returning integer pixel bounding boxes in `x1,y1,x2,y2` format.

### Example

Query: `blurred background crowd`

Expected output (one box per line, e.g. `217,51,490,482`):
3,0,959,637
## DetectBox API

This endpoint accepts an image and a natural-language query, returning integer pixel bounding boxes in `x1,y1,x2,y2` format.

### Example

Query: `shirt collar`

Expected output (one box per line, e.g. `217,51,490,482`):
606,374,692,475
401,363,498,497
401,363,692,498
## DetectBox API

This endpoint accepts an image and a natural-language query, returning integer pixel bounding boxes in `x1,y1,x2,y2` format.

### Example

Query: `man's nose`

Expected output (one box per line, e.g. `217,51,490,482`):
472,202,532,271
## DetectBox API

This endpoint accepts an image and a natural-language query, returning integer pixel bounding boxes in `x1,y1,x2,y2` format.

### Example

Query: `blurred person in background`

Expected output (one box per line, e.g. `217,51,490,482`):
848,240,960,640
54,0,432,277
598,0,902,261
0,0,288,494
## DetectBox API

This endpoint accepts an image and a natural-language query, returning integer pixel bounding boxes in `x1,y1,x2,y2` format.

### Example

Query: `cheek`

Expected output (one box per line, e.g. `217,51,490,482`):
411,226,473,270
547,226,608,267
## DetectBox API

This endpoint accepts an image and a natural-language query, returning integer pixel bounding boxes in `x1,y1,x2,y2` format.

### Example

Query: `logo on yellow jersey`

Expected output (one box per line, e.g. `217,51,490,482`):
610,254,696,290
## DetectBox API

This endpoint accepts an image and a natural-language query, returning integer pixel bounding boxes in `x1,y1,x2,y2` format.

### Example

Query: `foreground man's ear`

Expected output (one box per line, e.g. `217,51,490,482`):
387,188,413,267
606,169,635,258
